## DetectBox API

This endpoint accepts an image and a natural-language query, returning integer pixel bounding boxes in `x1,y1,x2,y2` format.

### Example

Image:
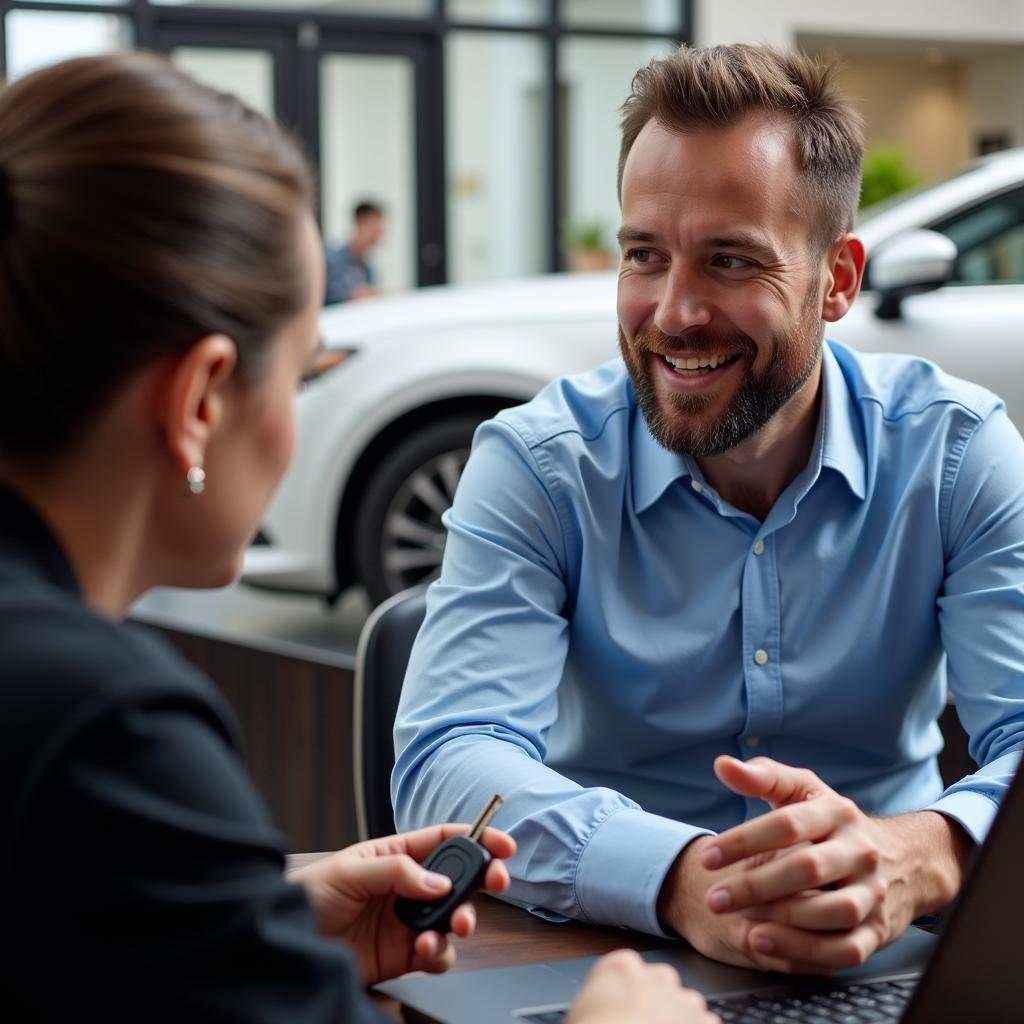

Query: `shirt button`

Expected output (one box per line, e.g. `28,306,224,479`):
691,480,702,493
754,648,769,666
745,736,761,749
753,540,765,556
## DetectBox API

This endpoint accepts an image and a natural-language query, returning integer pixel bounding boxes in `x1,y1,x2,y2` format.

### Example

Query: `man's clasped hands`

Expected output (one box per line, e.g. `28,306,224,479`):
658,755,968,976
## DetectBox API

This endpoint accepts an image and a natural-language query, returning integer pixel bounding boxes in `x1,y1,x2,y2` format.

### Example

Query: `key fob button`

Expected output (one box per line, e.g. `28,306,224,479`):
433,851,468,883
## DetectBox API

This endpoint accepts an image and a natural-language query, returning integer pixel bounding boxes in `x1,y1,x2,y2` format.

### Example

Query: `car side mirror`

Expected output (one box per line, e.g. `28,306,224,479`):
871,229,958,320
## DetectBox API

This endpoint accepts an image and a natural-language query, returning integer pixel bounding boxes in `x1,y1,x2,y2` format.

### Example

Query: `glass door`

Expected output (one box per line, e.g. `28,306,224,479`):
316,48,419,294
307,31,443,289
152,23,442,288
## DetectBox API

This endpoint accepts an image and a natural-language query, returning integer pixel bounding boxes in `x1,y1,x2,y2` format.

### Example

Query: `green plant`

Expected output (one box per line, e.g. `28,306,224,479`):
563,219,608,252
859,147,922,210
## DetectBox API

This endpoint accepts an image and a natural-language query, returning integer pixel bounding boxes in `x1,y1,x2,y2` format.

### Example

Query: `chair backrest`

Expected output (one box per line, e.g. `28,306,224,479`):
352,585,428,841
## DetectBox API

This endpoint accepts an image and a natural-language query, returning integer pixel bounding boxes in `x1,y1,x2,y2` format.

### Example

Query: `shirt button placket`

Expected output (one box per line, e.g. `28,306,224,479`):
741,531,779,784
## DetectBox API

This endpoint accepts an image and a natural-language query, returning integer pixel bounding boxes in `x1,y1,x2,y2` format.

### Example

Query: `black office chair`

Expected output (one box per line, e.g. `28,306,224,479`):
353,585,429,841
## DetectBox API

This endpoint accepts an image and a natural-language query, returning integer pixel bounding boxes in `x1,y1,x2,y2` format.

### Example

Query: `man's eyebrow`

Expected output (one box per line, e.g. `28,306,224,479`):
706,234,781,262
616,226,659,246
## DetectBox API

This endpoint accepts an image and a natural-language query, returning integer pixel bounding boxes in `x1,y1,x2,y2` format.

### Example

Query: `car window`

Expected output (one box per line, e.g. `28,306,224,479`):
930,187,1024,285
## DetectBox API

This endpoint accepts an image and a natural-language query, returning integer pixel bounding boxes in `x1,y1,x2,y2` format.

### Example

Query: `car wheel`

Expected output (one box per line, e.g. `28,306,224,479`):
353,415,480,605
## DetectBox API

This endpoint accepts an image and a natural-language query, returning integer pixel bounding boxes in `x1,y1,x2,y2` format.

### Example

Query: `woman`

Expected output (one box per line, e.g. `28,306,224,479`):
0,52,716,1023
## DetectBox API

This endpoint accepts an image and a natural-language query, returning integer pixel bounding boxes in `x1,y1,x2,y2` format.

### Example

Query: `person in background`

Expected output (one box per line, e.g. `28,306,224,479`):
394,42,1024,976
324,199,385,304
0,52,716,1024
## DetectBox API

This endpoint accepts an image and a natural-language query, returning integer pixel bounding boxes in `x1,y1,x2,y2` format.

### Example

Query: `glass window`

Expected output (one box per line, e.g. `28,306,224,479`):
5,10,132,80
561,0,682,33
447,31,548,284
560,36,677,271
447,0,547,26
934,188,1024,284
150,0,433,14
171,47,274,118
320,52,417,292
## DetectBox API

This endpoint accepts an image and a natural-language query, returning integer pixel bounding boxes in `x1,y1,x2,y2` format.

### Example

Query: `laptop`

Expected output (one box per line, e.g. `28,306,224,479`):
377,755,1024,1023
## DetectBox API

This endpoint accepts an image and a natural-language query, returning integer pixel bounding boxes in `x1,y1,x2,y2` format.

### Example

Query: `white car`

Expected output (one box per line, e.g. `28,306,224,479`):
244,148,1024,604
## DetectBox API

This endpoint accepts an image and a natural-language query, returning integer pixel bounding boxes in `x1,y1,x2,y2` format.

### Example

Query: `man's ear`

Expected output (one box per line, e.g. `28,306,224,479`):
155,334,238,476
820,234,866,323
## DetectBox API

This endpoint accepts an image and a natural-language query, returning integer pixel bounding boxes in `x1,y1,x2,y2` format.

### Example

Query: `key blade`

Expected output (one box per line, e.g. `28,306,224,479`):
467,793,503,842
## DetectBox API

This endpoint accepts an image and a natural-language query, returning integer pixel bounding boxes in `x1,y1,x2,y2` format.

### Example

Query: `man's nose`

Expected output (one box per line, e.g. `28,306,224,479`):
653,266,713,337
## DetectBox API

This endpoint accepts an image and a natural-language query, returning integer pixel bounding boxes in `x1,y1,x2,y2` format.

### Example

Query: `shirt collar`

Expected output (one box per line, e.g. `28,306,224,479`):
629,340,866,515
0,484,81,595
819,340,867,501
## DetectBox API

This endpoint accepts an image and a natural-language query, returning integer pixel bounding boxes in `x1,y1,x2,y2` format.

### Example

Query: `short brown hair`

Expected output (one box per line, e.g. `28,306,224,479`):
0,51,313,461
619,44,864,250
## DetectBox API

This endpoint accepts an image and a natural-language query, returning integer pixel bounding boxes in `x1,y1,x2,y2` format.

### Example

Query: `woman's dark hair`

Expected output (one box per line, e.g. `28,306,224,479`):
0,51,313,462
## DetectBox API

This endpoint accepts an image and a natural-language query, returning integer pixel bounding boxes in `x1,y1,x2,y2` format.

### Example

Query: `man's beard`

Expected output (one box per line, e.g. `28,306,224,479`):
619,296,823,458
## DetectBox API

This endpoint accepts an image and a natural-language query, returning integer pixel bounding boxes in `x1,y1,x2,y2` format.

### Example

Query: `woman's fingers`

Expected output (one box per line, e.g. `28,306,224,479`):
412,931,457,974
335,852,454,900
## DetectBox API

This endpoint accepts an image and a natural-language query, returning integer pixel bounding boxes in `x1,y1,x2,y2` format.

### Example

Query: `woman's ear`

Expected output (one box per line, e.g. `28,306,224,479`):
821,234,866,323
154,334,238,477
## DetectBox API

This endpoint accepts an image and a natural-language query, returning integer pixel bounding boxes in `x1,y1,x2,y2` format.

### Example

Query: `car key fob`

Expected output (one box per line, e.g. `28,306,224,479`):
394,794,503,934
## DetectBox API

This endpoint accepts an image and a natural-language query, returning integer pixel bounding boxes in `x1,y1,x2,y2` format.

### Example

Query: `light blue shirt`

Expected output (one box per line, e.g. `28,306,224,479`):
393,341,1024,937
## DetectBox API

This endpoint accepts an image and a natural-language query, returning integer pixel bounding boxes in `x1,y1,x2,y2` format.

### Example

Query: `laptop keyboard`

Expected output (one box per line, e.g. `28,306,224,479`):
519,978,915,1023
707,978,915,1022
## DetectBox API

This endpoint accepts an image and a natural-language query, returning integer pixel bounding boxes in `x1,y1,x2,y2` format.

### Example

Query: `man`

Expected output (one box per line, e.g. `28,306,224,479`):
393,45,1024,974
324,200,384,304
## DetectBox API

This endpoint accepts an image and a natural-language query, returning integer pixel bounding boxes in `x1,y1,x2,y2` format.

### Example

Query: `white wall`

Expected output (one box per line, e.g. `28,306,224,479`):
446,32,547,284
696,0,1024,48
965,50,1024,150
834,56,970,179
696,0,1024,179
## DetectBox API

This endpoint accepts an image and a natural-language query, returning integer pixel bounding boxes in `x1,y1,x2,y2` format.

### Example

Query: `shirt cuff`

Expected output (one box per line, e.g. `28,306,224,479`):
926,789,1000,845
574,807,713,936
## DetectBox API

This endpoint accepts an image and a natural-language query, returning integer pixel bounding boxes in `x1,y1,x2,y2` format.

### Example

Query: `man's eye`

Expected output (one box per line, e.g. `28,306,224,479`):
625,248,655,264
712,254,751,270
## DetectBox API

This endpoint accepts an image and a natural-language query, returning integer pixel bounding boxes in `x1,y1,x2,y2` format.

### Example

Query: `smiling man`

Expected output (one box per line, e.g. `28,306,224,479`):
393,44,1024,972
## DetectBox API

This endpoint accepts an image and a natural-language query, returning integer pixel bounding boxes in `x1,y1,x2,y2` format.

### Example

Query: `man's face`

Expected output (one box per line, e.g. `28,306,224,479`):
357,210,384,248
616,114,828,457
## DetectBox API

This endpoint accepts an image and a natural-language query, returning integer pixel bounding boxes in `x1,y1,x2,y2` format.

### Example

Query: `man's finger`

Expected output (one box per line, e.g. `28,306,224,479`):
707,838,879,912
714,755,826,808
748,921,883,970
745,883,878,931
702,794,861,868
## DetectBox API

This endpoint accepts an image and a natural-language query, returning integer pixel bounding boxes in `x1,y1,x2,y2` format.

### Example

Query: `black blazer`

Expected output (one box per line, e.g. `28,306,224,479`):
0,486,387,1022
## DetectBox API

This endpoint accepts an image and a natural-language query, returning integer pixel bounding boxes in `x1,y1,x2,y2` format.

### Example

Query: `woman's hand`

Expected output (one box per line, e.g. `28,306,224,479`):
289,824,515,986
567,950,719,1024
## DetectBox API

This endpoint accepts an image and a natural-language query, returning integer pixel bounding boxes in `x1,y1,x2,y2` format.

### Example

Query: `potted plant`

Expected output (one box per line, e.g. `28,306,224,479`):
564,219,615,272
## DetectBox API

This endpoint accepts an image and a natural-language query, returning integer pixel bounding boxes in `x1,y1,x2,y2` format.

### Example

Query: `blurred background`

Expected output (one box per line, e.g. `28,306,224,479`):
14,0,1009,850
5,0,1022,293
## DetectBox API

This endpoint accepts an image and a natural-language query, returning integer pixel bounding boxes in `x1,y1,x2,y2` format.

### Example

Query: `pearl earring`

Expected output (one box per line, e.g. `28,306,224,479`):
186,465,206,496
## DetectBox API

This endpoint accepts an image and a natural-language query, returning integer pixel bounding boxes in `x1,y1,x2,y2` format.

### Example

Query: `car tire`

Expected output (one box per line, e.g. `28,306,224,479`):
352,415,481,606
